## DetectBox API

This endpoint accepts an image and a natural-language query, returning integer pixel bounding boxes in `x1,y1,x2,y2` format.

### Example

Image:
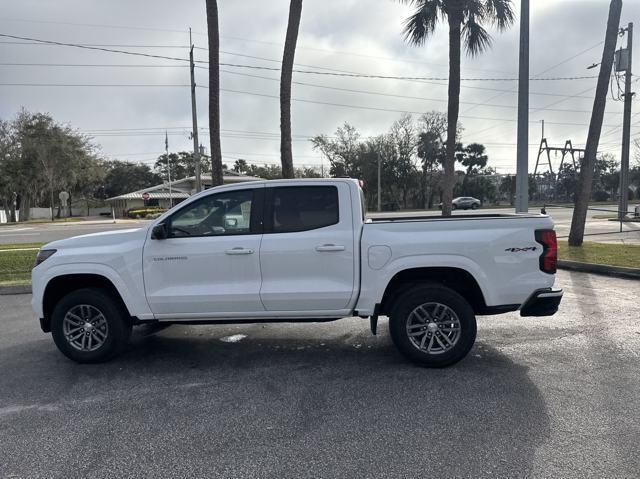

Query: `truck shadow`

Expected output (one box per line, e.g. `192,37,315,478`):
2,322,551,478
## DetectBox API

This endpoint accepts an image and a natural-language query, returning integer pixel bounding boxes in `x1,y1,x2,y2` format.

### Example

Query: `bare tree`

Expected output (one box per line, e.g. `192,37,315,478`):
568,0,622,246
206,0,224,186
280,0,303,179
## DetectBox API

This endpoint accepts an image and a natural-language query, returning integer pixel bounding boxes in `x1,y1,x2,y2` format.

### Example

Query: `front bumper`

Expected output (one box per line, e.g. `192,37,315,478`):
520,288,563,317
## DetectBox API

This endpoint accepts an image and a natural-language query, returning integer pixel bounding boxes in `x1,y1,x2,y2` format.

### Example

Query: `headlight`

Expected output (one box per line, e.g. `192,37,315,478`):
33,249,57,268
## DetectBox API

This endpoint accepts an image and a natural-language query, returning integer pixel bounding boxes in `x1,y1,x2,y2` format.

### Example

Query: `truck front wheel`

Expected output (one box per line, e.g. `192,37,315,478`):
50,288,132,363
389,284,477,367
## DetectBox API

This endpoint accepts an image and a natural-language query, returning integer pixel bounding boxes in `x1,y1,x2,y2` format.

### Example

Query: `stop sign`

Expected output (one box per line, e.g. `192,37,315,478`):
142,192,150,201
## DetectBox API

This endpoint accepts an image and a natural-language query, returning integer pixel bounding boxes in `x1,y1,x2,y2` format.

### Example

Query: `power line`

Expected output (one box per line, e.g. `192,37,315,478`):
0,62,188,68
202,86,620,128
215,61,597,81
0,41,189,48
0,33,190,62
218,68,622,115
0,17,515,75
464,41,605,115
0,83,190,87
0,33,599,82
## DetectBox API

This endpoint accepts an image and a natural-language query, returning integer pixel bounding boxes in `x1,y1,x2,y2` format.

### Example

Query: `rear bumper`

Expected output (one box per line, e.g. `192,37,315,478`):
520,288,563,317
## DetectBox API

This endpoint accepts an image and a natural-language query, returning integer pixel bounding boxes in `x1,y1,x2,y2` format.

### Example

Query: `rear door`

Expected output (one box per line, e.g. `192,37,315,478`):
258,183,356,312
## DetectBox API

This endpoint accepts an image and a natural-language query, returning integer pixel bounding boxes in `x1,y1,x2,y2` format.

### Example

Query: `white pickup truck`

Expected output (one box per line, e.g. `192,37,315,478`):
31,178,562,367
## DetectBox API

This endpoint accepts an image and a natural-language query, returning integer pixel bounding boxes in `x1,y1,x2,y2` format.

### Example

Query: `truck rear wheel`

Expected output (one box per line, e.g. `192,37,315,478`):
50,288,131,363
389,284,477,368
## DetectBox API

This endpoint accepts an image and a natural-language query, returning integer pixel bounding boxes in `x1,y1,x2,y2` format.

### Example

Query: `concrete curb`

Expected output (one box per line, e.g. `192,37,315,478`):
558,260,640,280
0,284,31,295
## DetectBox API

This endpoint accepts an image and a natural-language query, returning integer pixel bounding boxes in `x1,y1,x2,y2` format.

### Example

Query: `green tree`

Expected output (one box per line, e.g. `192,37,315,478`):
233,159,248,173
0,118,19,221
280,0,303,179
311,123,363,178
400,0,515,216
154,151,209,180
103,160,162,199
13,111,99,221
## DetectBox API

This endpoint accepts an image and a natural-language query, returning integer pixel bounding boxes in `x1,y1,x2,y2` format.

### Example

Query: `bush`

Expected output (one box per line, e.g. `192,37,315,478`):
127,207,166,219
592,190,609,202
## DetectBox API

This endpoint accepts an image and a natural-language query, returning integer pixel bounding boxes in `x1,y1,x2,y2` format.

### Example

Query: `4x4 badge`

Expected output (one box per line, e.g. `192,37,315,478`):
505,247,537,252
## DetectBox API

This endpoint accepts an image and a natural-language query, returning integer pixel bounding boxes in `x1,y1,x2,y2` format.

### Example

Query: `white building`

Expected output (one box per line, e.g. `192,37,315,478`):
106,172,261,217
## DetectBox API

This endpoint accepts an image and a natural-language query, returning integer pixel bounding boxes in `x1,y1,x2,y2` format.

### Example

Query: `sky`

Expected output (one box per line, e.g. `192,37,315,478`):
0,0,638,175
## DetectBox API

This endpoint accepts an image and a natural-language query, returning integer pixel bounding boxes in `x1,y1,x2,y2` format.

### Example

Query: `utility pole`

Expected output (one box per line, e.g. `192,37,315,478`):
165,131,173,208
515,0,530,213
619,22,633,220
377,152,382,212
189,29,202,193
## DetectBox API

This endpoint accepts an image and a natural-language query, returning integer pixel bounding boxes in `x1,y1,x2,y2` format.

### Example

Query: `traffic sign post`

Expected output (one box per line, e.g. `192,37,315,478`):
59,191,70,218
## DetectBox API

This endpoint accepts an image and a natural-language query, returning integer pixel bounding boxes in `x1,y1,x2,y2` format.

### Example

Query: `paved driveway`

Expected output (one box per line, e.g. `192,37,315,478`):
0,270,638,478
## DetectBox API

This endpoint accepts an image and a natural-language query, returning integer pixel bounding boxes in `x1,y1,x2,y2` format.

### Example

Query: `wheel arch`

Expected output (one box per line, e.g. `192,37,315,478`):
42,274,134,332
378,267,489,316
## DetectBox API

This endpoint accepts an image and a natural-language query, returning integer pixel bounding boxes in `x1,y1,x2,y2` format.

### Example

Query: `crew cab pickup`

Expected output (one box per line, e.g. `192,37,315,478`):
32,179,562,367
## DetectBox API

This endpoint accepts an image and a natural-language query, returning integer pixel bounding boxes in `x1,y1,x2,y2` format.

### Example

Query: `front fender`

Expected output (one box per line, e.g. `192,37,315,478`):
31,262,153,320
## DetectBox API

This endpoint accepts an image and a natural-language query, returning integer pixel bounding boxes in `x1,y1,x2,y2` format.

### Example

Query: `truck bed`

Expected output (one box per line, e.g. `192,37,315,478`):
366,213,547,223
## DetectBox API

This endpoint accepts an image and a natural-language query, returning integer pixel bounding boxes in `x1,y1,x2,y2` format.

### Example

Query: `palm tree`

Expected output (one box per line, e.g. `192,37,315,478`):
280,0,303,179
206,0,224,186
400,0,515,216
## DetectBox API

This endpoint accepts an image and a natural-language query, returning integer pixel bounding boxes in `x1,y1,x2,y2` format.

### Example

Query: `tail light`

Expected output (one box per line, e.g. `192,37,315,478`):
535,230,557,274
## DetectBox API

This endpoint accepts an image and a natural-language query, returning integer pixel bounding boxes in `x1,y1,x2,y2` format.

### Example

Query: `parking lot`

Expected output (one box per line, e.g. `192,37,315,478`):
0,270,638,478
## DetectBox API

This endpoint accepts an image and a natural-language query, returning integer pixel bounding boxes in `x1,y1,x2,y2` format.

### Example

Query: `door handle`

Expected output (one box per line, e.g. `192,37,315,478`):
315,244,345,252
225,247,254,255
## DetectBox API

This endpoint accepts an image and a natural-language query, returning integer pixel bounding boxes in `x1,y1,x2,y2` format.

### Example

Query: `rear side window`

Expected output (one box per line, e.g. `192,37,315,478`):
269,186,339,233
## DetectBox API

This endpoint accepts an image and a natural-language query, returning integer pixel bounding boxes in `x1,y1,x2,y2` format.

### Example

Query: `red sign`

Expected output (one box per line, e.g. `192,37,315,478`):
142,192,150,200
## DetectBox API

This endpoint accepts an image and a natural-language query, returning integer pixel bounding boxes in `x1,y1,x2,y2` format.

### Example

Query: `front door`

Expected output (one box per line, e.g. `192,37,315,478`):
143,187,265,317
258,183,356,312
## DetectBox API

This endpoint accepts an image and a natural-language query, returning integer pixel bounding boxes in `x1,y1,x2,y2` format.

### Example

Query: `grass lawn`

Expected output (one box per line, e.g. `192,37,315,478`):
558,241,640,269
0,243,44,286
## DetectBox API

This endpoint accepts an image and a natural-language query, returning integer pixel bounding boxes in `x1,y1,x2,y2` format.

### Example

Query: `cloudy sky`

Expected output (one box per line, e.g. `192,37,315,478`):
0,0,638,174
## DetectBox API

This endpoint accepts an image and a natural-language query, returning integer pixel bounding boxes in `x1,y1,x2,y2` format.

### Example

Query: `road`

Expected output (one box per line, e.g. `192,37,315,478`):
1,206,638,245
0,220,148,245
0,270,638,478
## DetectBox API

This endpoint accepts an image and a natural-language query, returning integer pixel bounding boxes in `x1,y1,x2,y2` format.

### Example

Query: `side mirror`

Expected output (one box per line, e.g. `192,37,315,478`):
151,223,168,240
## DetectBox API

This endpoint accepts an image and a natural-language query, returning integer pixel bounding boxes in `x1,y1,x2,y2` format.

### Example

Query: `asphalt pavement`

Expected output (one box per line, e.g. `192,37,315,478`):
0,270,638,478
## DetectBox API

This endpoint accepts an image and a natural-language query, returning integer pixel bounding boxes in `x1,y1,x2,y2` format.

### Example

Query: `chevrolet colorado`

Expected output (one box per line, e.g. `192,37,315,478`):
31,178,562,367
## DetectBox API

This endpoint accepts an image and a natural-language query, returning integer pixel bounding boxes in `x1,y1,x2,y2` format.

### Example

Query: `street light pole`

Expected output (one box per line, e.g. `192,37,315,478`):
165,131,173,208
619,22,633,219
515,0,530,213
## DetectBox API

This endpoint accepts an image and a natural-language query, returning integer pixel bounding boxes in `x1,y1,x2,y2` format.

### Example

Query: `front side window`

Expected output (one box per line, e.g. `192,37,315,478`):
270,186,339,233
168,189,253,237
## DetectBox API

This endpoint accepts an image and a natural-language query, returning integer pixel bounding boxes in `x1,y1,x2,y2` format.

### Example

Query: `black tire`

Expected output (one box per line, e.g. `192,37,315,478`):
388,283,477,368
452,204,457,210
471,203,478,210
51,288,131,363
